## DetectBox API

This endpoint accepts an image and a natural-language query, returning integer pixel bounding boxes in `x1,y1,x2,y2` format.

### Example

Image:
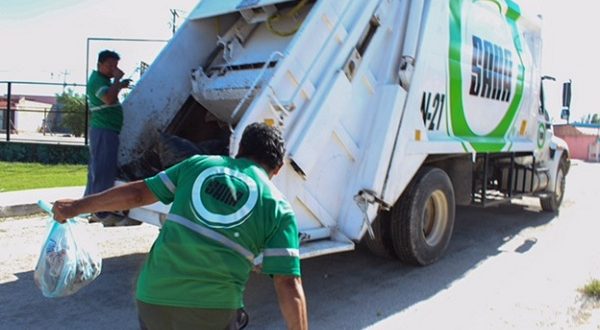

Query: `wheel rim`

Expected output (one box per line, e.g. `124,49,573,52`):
422,190,449,247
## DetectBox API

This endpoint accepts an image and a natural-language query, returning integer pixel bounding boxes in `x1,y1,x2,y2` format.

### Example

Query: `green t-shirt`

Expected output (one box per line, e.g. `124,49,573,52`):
137,155,300,309
86,70,123,132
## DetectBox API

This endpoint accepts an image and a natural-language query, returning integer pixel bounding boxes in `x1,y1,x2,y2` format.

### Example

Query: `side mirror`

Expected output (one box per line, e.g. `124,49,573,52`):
561,80,572,121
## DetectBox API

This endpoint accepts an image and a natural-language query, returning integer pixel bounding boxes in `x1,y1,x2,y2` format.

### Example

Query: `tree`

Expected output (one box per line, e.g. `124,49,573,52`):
579,113,600,124
56,89,86,137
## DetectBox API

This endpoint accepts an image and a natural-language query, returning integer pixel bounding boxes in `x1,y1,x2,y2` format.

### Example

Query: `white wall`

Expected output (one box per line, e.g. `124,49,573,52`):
13,98,52,133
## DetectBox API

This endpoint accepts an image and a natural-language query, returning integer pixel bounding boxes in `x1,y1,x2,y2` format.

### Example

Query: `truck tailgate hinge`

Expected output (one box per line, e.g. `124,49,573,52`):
353,189,391,240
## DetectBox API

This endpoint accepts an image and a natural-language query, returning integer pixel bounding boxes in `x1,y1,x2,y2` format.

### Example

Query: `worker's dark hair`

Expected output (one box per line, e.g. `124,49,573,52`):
238,123,285,172
98,50,120,63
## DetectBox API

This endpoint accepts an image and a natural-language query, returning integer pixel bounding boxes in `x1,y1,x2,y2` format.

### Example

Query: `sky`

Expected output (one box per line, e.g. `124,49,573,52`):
0,0,597,122
0,0,198,95
536,0,599,123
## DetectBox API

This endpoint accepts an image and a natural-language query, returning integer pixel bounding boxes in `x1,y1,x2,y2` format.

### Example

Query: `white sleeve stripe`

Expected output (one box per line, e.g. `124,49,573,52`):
89,104,113,112
158,171,176,193
263,248,300,258
167,214,255,263
95,86,109,99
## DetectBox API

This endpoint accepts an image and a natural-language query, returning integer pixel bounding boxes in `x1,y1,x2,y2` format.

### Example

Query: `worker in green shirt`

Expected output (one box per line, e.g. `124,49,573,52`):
85,50,132,226
52,123,308,330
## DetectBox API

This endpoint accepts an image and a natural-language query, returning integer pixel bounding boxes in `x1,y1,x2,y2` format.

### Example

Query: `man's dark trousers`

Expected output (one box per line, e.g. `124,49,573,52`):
85,127,119,218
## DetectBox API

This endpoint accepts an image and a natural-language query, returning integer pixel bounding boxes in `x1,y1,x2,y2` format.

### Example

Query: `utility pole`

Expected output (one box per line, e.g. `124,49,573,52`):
61,69,70,92
170,9,180,35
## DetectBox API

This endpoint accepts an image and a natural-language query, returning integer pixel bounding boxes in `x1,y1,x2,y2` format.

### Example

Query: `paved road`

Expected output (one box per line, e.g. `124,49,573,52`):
1,161,599,329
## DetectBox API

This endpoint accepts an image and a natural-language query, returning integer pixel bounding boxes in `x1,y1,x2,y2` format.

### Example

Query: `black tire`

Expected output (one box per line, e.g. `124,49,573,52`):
540,157,567,212
390,167,456,266
363,210,395,259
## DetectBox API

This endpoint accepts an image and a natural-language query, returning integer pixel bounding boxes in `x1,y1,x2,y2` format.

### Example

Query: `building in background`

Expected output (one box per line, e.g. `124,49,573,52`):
0,95,56,134
554,124,600,162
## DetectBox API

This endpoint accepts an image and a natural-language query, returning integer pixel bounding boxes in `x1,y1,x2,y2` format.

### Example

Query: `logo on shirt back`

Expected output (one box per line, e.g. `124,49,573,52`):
191,166,258,228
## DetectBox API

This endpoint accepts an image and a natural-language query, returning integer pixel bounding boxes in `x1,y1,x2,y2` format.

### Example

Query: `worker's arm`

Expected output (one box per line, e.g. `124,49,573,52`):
100,68,129,105
51,181,157,223
273,275,308,330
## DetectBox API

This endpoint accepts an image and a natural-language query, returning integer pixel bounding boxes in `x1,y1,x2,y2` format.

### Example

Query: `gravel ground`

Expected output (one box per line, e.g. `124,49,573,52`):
0,216,159,286
0,216,159,330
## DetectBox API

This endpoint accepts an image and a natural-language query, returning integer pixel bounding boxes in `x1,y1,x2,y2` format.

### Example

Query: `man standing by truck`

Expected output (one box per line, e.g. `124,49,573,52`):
85,50,131,225
52,123,308,330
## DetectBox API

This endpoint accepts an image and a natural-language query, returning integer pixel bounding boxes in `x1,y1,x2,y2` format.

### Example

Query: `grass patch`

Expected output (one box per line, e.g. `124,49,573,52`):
0,161,87,192
581,279,600,299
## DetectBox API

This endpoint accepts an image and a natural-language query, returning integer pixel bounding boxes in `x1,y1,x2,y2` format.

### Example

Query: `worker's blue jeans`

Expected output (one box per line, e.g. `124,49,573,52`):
85,127,119,218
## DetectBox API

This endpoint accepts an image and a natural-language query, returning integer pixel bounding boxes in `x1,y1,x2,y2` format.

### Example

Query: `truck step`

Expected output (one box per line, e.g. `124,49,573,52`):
300,239,355,259
127,201,355,259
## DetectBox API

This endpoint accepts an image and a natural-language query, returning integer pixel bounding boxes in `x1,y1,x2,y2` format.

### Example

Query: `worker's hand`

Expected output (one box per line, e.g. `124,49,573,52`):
112,67,125,80
121,79,132,88
52,199,79,223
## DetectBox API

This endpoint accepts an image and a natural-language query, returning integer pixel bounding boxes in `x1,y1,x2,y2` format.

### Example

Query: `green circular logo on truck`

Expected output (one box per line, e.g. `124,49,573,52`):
537,123,546,148
448,0,526,152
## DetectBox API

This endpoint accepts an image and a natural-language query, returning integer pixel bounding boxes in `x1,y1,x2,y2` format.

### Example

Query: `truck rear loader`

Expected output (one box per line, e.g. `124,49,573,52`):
116,0,571,266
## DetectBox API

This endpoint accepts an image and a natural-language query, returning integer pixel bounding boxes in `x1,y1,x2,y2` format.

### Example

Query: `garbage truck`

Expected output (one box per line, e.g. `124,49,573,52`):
116,0,571,266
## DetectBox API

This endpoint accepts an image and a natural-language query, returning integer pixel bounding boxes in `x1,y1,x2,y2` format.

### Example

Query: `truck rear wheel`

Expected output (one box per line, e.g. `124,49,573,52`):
390,167,455,266
363,211,395,259
540,157,567,212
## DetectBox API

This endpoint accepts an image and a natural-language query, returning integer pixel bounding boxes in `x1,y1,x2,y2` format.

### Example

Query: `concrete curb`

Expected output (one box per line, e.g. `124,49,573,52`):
0,186,85,219
0,204,44,218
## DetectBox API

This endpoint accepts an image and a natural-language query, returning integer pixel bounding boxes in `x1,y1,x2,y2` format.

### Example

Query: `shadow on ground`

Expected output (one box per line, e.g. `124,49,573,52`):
0,253,147,330
0,204,556,330
243,204,556,329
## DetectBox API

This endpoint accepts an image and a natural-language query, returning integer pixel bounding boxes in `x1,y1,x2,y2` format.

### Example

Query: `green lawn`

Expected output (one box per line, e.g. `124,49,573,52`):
0,162,87,192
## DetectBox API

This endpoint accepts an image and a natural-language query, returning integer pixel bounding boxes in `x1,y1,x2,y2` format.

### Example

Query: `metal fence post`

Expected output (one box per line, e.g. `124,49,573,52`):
85,95,89,145
6,82,11,142
85,38,89,146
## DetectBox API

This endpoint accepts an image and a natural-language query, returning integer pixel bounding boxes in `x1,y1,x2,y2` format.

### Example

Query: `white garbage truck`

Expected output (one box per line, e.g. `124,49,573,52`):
117,0,571,266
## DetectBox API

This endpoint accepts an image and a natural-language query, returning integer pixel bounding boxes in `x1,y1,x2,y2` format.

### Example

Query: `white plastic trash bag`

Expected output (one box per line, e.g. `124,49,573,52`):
34,200,102,298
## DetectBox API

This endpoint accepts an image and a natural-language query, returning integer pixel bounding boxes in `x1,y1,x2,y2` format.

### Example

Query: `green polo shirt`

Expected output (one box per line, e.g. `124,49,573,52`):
137,155,300,309
86,70,123,132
